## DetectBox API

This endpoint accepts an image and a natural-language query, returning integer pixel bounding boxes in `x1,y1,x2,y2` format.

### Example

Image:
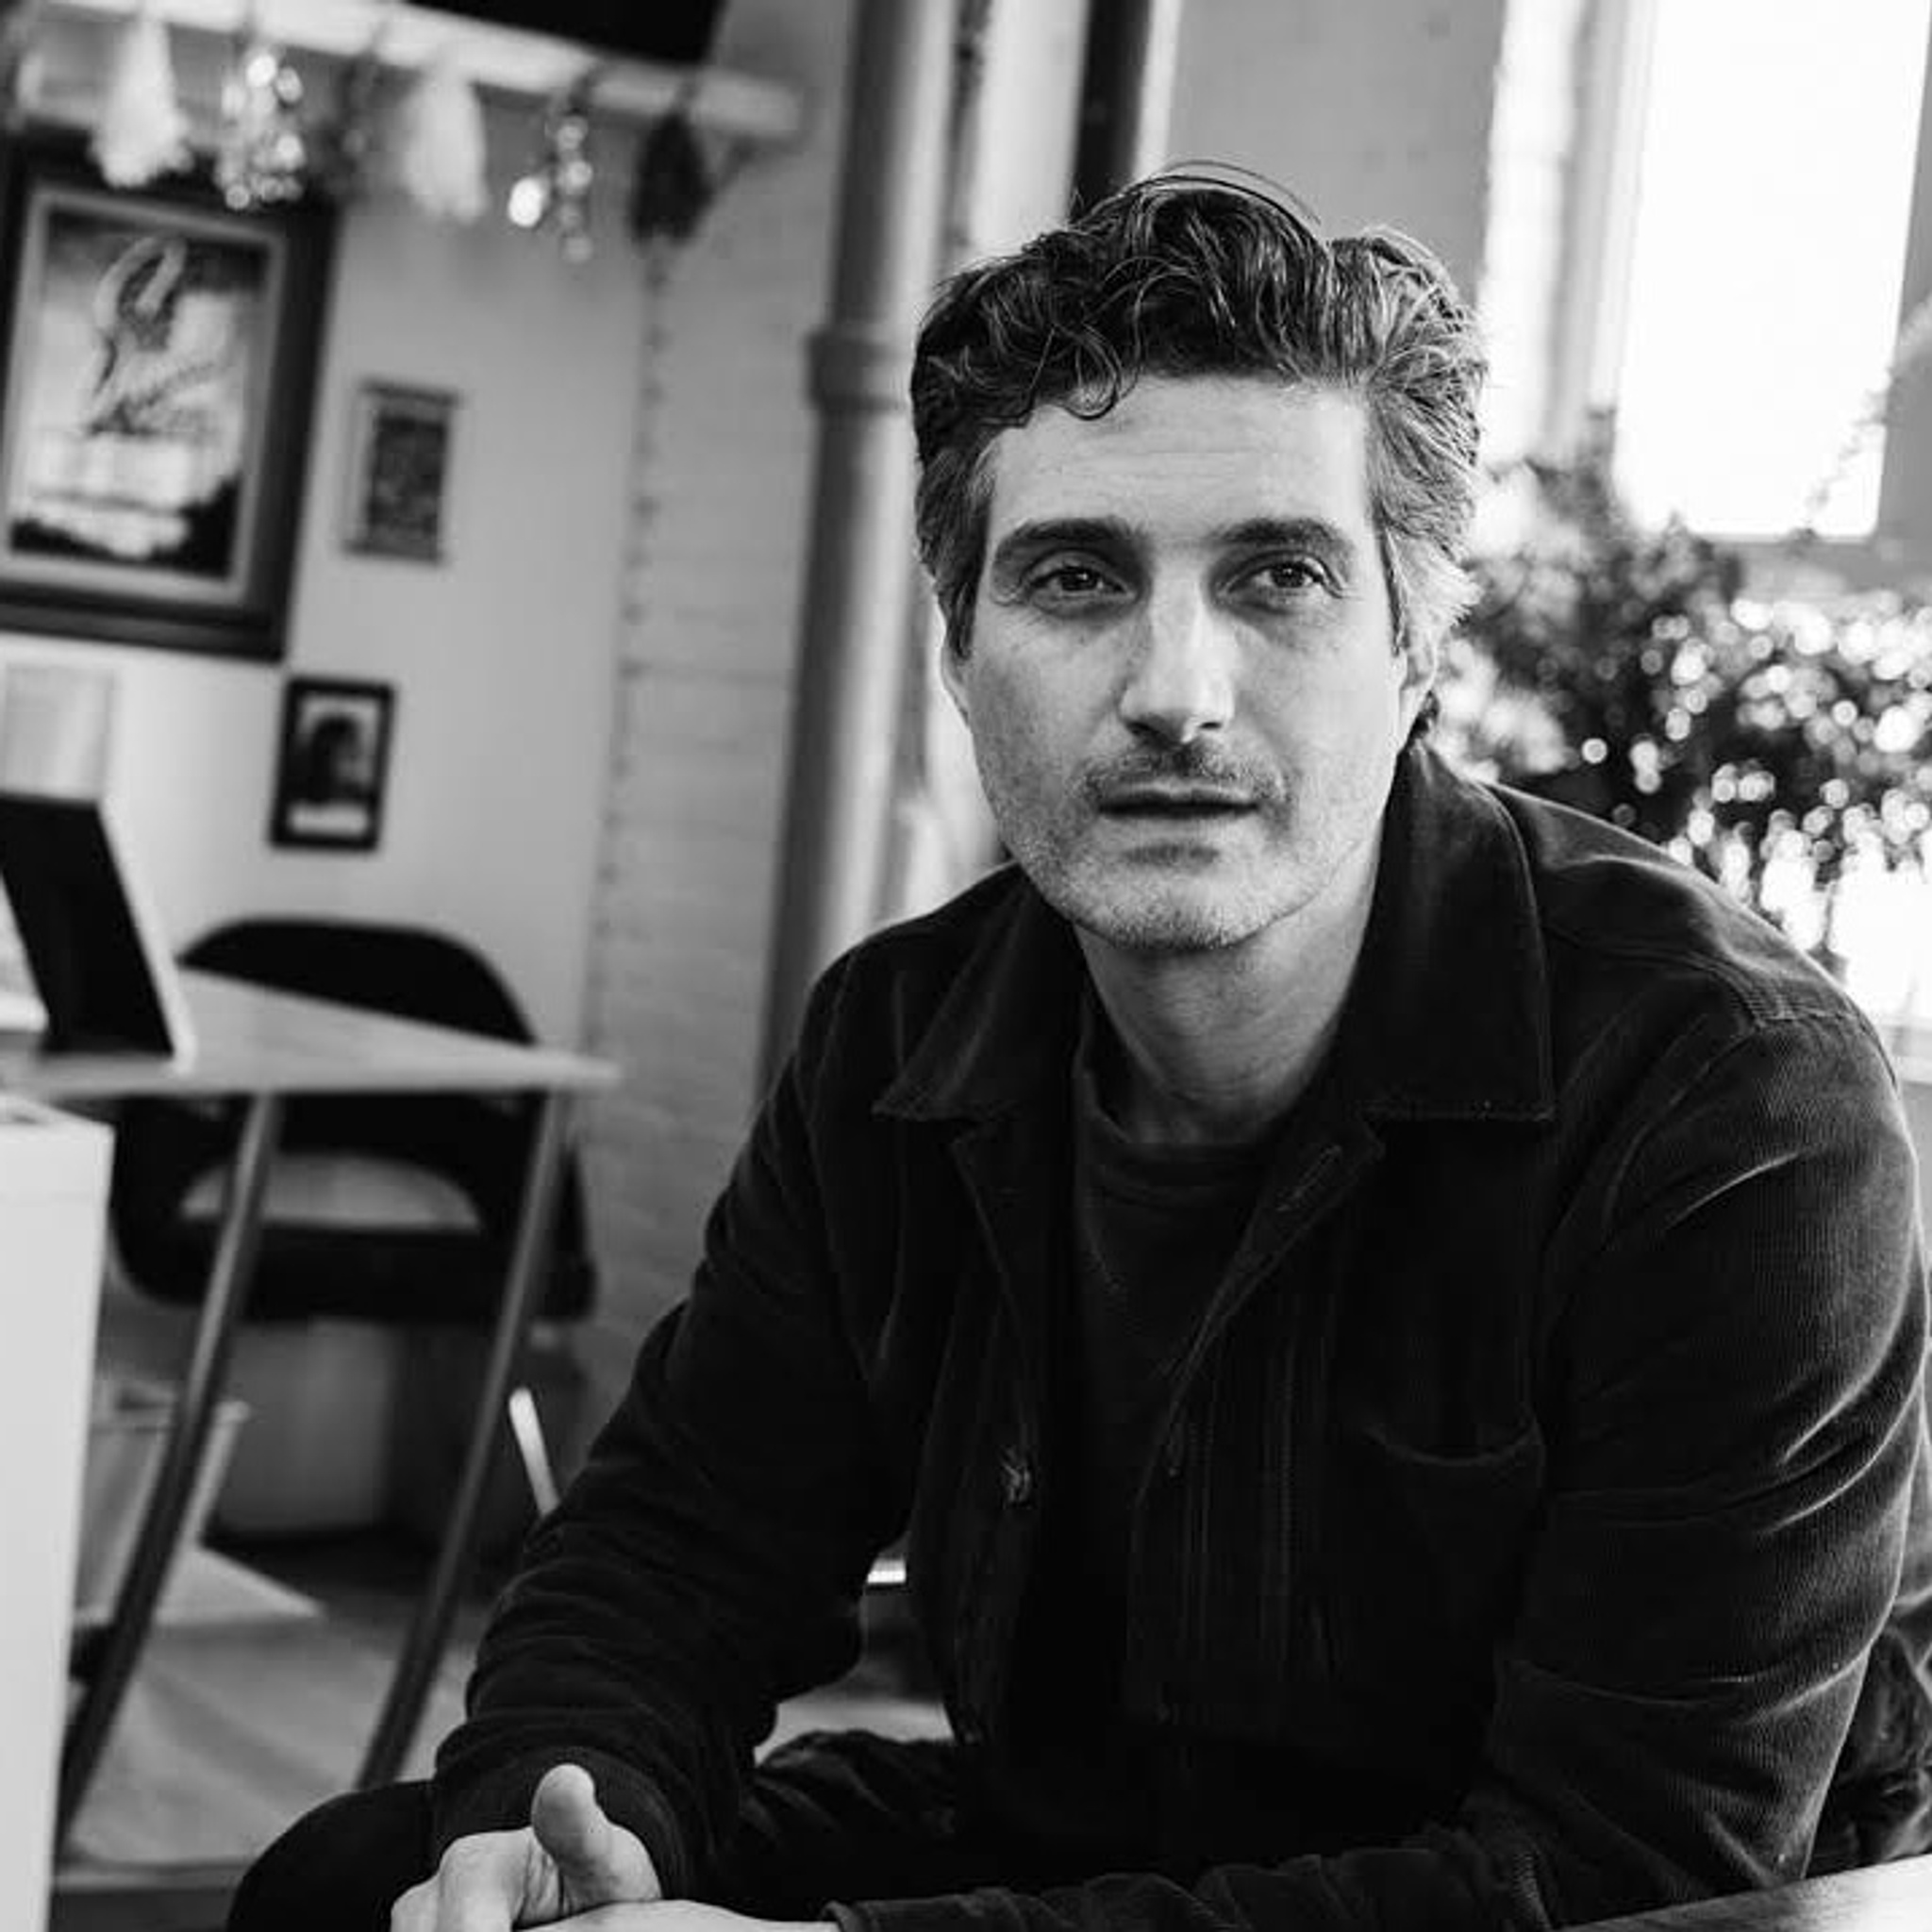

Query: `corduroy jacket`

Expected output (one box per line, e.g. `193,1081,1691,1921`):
433,744,1932,1930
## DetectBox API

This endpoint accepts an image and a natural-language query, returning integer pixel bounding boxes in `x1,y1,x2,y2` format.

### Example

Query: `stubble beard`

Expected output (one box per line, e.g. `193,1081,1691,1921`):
1002,807,1304,958
975,741,1315,956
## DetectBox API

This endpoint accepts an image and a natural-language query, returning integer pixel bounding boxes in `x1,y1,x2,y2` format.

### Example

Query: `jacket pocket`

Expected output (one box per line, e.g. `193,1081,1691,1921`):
1322,1423,1545,1728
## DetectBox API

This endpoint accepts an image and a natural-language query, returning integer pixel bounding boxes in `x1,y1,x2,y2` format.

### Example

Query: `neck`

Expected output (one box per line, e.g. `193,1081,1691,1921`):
1078,844,1381,1148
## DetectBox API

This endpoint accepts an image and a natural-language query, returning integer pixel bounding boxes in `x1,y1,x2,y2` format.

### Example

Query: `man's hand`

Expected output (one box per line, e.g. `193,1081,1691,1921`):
391,1762,661,1929
557,1909,827,1932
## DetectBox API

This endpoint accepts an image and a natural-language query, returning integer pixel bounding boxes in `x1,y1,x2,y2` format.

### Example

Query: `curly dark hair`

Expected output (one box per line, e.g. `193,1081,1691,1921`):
910,172,1487,665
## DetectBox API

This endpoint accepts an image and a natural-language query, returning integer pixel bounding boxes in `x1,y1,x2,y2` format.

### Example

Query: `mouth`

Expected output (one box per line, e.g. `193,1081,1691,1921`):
1097,786,1257,817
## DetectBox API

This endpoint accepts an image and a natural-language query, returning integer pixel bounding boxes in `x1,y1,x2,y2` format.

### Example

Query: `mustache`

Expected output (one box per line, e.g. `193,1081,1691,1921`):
1081,742,1283,807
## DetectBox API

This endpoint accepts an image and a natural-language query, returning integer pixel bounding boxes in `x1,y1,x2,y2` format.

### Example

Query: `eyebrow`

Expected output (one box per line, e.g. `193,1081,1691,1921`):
986,517,1137,590
1216,517,1363,579
987,513,1366,590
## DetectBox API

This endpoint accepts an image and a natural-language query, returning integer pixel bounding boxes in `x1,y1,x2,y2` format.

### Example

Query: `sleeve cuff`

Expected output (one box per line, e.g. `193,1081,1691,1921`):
429,1745,694,1895
827,1890,1024,1932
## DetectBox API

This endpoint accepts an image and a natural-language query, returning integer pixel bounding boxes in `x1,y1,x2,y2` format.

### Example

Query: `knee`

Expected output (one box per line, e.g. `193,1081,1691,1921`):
228,1781,434,1932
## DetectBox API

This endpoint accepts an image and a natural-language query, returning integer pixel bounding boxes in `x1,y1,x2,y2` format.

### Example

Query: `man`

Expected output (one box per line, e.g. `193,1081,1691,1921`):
232,175,1932,1932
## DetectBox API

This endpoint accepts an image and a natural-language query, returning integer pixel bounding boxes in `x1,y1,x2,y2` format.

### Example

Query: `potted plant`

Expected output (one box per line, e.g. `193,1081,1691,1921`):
1440,430,1932,981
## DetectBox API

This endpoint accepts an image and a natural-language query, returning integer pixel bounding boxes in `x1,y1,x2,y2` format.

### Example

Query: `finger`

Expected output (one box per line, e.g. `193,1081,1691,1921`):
424,1830,528,1932
389,1875,434,1931
530,1763,658,1903
530,1762,611,1872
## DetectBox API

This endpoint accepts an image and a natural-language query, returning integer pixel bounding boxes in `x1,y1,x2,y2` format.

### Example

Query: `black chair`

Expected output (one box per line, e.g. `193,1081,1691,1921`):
107,916,597,1507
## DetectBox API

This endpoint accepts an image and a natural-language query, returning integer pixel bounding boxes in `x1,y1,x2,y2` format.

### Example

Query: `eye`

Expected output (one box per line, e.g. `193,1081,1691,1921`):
1235,556,1331,605
1024,558,1127,608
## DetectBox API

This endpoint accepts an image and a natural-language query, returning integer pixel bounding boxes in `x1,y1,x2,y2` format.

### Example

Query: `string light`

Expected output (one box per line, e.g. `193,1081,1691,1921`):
507,73,599,262
214,16,308,210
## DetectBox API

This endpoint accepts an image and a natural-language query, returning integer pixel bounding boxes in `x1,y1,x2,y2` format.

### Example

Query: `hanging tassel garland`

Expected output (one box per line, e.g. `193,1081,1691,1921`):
391,47,487,223
628,108,711,245
0,1,46,132
92,0,189,188
311,26,386,203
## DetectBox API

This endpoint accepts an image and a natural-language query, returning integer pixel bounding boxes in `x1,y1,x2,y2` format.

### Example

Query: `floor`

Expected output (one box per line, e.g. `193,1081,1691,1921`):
54,1524,948,1931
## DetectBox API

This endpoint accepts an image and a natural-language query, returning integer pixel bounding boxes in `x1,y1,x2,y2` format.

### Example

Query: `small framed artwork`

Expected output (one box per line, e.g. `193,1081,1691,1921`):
0,130,333,659
342,380,458,561
269,676,395,852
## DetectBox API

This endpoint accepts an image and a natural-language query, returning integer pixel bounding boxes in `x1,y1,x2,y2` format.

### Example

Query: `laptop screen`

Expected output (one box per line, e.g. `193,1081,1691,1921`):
0,791,188,1058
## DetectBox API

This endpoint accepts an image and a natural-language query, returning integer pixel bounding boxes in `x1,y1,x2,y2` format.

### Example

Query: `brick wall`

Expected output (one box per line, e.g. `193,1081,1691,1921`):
574,0,854,1427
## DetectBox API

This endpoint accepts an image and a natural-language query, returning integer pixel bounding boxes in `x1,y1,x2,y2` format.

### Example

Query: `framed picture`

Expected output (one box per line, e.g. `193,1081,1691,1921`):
342,380,458,561
0,131,333,660
269,676,395,852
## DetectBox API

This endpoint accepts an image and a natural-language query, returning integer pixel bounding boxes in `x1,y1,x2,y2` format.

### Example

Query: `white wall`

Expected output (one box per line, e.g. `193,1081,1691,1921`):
0,67,649,1041
1165,0,1509,296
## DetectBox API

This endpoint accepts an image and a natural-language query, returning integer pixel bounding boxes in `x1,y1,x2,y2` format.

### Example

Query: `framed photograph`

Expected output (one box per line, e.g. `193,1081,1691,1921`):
269,676,395,852
0,131,333,659
342,381,458,561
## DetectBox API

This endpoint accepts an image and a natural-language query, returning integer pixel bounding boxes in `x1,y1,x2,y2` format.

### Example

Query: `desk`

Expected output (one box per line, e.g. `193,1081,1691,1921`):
1578,1857,1932,1929
0,967,617,1861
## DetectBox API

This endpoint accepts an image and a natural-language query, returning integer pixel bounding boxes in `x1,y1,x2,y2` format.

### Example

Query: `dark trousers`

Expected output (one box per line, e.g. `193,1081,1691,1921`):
227,1729,1138,1932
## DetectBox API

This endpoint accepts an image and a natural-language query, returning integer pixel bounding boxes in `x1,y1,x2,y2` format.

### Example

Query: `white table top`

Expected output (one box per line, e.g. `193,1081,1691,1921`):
0,969,620,1101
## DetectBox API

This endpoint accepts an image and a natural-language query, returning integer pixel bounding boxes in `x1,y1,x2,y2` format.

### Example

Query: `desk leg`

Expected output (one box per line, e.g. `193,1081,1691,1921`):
58,1091,285,1847
358,1090,572,1789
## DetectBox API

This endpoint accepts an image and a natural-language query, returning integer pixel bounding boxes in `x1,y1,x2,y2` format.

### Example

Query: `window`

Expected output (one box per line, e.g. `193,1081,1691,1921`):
1474,2,1932,1032
1610,0,1932,542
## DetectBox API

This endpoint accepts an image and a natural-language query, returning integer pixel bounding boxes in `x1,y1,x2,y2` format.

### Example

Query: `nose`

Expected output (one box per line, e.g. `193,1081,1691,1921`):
1116,581,1235,743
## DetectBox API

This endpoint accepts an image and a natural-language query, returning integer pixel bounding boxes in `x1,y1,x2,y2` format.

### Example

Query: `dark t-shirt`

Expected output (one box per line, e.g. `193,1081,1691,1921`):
1009,996,1285,1774
1067,1014,1278,1674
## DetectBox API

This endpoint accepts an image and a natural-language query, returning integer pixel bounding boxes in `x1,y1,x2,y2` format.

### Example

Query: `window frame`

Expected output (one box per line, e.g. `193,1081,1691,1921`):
1548,0,1932,589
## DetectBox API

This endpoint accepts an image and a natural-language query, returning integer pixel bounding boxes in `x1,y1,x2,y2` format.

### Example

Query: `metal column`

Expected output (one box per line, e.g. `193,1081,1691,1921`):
1074,0,1187,203
757,0,957,1091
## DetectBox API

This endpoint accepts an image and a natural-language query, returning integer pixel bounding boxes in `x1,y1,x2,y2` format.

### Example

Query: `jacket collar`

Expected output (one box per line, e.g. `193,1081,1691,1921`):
877,875,1086,1122
1337,741,1555,1124
878,742,1555,1128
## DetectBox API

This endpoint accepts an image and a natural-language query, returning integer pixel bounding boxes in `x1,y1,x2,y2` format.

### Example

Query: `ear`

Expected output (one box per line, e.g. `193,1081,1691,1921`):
938,639,971,724
1396,628,1438,735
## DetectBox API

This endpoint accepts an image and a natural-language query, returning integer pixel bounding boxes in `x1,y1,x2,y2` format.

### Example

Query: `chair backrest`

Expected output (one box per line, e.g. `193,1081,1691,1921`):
109,917,596,1325
186,919,530,1042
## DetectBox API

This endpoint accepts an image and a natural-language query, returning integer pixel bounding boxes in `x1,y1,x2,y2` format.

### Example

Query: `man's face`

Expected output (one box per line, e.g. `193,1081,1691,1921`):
941,374,1431,957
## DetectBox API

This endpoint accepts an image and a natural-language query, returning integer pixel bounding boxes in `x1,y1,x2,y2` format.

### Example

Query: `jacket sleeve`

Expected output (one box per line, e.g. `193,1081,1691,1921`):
835,1012,1931,1932
429,959,897,1892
